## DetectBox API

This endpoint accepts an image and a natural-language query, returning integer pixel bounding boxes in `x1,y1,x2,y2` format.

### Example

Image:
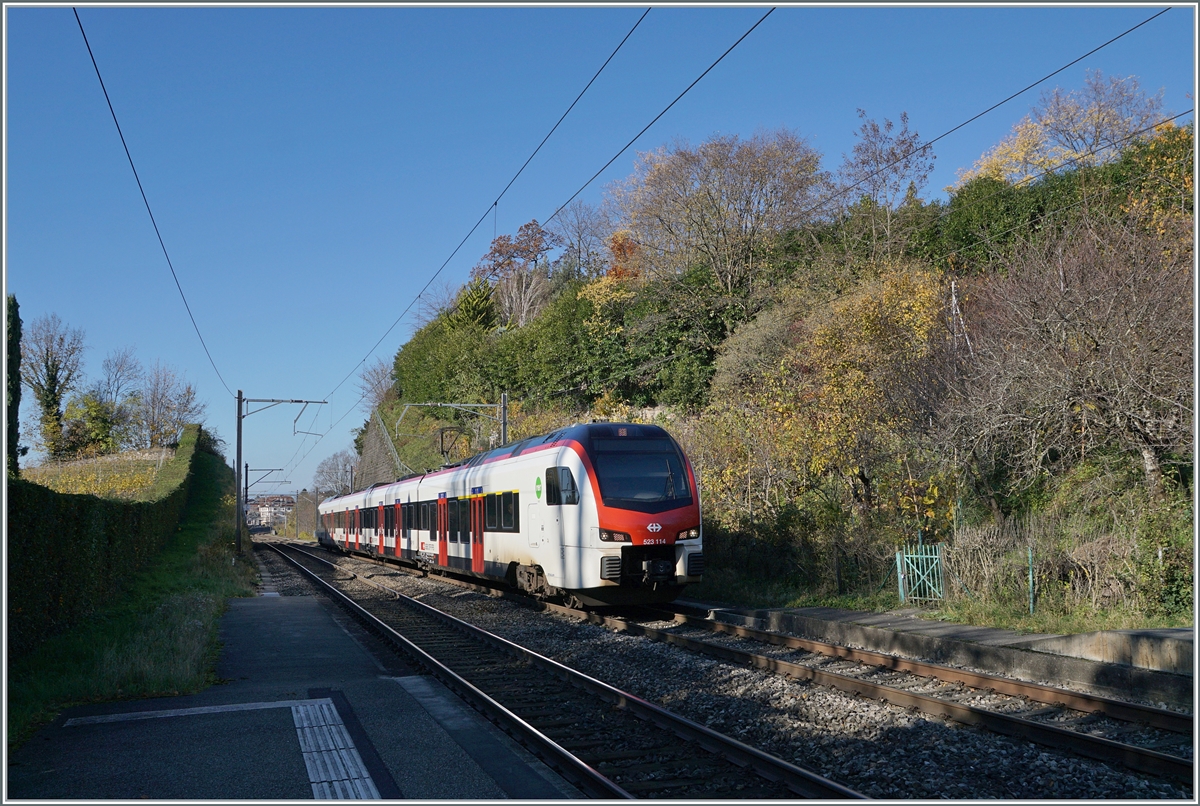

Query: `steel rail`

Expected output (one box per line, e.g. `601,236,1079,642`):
265,544,632,799
269,543,864,799
565,607,1192,782
287,541,1191,733
650,606,1193,733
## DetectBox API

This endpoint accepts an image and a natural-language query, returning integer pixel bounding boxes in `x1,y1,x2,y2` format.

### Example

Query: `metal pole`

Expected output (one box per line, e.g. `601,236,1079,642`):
244,462,249,534
1028,546,1035,615
235,390,243,554
501,391,508,445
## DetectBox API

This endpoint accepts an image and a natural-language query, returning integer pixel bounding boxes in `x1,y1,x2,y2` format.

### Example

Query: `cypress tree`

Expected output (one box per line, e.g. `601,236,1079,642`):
7,294,21,478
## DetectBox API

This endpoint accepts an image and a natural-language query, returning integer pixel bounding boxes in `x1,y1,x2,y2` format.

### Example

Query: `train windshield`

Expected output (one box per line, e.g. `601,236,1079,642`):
589,437,692,512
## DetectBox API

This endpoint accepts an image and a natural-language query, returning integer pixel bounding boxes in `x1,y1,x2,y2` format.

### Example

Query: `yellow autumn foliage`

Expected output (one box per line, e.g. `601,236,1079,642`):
577,275,637,337
772,267,942,481
24,450,172,500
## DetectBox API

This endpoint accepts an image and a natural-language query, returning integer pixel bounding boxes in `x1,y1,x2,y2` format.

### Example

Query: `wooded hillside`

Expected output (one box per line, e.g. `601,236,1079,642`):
371,76,1193,621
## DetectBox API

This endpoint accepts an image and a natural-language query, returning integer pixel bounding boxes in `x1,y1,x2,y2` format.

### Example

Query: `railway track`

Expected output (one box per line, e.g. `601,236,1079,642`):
269,540,1192,786
264,542,862,799
567,604,1193,782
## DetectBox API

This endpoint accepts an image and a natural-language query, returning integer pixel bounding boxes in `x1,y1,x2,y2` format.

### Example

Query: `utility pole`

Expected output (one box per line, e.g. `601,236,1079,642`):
235,391,243,552
235,394,327,553
501,391,508,445
313,487,321,541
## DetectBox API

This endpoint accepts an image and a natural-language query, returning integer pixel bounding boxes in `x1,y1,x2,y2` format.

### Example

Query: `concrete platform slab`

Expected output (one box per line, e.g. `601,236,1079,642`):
683,600,1193,710
7,593,579,800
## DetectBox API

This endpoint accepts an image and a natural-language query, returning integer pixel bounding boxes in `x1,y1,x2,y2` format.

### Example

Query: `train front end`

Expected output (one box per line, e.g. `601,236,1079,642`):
569,423,704,606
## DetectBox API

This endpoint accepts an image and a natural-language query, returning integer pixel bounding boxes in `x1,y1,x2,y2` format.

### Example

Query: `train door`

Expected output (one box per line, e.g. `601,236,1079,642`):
437,494,448,567
471,496,485,573
377,503,385,553
392,502,401,557
353,508,360,550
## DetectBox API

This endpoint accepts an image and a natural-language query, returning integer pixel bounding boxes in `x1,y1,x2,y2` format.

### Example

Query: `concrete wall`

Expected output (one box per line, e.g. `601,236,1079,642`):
355,411,403,491
706,608,1193,710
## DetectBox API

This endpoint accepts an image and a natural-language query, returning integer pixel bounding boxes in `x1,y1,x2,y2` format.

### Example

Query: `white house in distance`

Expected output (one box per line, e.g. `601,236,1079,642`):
247,495,295,527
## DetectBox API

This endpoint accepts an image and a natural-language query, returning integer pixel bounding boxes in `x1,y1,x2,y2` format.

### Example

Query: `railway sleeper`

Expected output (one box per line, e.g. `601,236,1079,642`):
597,760,698,775
617,777,713,792
1016,705,1066,719
554,738,610,751
523,717,586,729
576,747,693,763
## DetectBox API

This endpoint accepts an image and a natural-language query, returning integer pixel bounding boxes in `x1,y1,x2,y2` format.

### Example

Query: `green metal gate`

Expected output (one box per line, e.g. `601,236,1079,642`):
896,543,944,604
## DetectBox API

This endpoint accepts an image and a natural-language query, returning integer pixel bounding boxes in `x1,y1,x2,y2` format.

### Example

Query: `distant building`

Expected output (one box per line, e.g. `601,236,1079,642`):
248,494,295,527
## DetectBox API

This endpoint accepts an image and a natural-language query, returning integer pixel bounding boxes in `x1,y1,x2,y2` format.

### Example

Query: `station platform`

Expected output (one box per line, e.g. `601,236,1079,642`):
680,600,1194,709
7,560,580,800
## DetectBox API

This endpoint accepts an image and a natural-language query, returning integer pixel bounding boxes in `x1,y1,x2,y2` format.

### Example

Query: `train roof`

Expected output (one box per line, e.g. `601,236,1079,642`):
320,422,678,507
463,421,674,466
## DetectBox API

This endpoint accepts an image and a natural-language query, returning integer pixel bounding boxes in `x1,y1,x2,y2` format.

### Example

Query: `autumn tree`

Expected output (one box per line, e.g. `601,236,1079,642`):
357,357,394,414
93,346,143,449
7,295,22,477
96,346,142,407
21,313,86,460
133,362,207,448
957,70,1166,186
471,220,561,327
614,129,829,325
836,110,936,262
548,199,612,282
61,392,120,457
945,213,1192,497
313,448,358,495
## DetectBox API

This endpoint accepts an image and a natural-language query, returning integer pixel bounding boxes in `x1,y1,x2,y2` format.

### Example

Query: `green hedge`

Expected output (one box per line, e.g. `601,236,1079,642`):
6,425,212,659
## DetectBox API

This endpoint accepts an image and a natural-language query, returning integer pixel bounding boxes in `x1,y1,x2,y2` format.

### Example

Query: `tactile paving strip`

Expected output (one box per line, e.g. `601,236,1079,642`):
292,699,381,799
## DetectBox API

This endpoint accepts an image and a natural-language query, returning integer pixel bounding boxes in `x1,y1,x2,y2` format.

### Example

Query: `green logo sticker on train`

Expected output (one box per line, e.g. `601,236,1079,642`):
535,476,543,499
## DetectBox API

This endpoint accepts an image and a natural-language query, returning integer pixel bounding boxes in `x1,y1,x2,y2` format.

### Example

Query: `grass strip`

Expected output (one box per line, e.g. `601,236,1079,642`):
687,566,1190,635
7,450,258,751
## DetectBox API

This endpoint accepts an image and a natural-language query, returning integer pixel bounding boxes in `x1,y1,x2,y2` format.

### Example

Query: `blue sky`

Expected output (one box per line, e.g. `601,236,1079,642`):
5,4,1195,495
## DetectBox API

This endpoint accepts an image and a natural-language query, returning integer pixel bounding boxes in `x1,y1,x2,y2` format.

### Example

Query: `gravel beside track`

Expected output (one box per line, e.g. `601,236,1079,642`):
257,544,1190,799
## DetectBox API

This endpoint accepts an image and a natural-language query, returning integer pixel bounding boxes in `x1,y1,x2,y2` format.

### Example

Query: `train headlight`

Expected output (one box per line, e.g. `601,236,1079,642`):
599,529,631,543
677,527,700,540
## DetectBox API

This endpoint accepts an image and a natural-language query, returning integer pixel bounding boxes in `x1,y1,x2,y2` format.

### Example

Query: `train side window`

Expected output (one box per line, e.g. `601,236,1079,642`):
501,491,520,530
545,467,579,506
559,468,579,504
485,494,497,529
448,498,459,542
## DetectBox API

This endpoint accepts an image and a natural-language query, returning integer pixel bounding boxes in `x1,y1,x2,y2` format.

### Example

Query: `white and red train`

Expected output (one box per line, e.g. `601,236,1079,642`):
317,422,704,606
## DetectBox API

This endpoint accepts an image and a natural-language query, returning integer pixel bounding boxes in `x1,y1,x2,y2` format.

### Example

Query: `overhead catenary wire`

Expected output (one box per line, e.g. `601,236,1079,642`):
72,8,235,399
488,118,1199,412
316,7,653,410
278,6,1176,487
278,9,655,481
544,7,775,228
272,142,1191,494
809,7,1173,224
